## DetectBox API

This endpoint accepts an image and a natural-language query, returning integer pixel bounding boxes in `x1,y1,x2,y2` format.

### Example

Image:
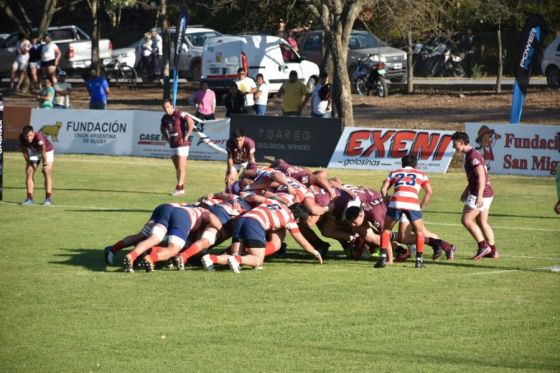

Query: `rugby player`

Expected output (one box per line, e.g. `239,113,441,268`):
225,128,256,186
19,125,54,205
451,131,499,260
377,154,432,268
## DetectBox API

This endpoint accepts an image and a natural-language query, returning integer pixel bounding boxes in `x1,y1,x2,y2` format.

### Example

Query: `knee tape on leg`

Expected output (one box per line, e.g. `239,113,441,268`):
201,230,217,246
168,235,186,248
151,225,167,241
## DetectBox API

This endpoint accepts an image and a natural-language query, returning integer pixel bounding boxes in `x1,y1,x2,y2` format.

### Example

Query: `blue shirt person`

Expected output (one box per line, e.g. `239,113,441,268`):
86,67,110,109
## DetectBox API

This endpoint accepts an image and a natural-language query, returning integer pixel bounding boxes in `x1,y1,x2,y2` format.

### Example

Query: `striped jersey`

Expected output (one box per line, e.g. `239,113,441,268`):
172,204,206,228
385,167,429,211
274,176,314,205
242,198,299,233
199,196,250,216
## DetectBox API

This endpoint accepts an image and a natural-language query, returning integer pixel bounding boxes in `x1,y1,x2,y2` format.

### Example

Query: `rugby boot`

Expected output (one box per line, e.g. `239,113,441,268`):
472,246,491,260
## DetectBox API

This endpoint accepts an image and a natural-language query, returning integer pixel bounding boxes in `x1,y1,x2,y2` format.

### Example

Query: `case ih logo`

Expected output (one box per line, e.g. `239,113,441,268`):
344,129,452,160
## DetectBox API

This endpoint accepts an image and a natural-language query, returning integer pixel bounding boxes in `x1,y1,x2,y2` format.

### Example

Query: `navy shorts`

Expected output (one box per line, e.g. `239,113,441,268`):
232,217,266,248
150,204,174,227
167,208,192,241
208,205,232,226
386,207,423,222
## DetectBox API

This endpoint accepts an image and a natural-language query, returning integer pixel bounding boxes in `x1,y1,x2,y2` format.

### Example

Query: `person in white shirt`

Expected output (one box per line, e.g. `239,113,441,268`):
254,73,269,115
234,68,257,114
10,33,31,92
150,30,163,76
53,71,72,109
310,71,332,118
40,34,61,84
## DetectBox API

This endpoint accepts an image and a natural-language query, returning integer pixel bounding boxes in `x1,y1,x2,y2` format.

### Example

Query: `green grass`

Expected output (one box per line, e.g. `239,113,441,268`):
0,152,559,372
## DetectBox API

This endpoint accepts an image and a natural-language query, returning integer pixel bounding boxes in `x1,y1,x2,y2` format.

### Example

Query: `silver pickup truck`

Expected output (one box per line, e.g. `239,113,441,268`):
0,25,112,75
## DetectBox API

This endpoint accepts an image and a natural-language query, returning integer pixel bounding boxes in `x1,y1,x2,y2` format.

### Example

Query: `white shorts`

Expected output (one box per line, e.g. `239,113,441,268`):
233,162,248,172
464,194,493,211
29,61,41,70
12,54,30,71
28,149,54,164
171,146,190,157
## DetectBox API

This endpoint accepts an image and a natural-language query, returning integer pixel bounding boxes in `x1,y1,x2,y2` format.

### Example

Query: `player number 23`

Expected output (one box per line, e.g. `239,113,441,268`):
394,173,416,186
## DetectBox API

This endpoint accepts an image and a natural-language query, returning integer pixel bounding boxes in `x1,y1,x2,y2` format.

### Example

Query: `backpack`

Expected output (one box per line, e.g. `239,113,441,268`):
318,83,331,101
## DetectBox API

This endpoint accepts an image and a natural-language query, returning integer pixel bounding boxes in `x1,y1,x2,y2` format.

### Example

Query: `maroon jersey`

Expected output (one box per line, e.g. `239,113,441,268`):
160,109,191,148
274,160,312,186
310,185,341,207
361,189,386,231
226,136,255,164
465,148,493,197
19,132,54,152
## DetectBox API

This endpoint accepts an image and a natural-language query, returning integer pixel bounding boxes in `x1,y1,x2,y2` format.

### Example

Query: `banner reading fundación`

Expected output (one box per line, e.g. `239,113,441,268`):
465,122,559,176
28,108,228,160
328,127,455,173
29,109,135,155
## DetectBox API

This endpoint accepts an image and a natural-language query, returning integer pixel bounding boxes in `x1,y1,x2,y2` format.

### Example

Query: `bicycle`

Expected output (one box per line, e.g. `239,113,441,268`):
104,56,137,86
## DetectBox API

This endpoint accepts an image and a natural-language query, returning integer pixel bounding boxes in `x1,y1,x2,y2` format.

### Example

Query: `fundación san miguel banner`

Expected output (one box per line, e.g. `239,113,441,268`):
328,127,455,173
28,109,229,161
465,122,560,176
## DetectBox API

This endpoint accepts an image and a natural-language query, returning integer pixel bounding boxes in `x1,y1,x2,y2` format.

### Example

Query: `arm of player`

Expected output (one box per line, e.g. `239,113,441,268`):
183,115,195,141
380,179,391,204
289,229,323,264
303,197,328,216
473,165,485,208
420,181,432,210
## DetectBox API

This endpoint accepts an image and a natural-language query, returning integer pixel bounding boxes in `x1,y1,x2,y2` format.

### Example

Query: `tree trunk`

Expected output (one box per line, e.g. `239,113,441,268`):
496,19,502,94
330,31,354,128
38,0,58,37
407,30,413,94
161,0,171,100
91,0,101,74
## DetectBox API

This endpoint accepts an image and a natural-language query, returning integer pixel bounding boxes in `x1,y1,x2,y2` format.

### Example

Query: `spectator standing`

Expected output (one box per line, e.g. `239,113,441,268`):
234,68,257,114
310,71,332,118
53,71,72,109
86,67,110,109
37,77,55,109
277,70,311,116
254,73,269,115
139,33,153,82
451,131,499,260
10,33,31,92
160,99,195,196
191,80,216,120
460,29,474,78
41,34,61,84
224,82,245,117
151,30,163,77
28,33,42,92
19,125,54,205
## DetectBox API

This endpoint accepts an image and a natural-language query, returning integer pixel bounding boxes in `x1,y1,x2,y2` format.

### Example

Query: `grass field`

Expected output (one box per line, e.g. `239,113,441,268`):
0,152,559,372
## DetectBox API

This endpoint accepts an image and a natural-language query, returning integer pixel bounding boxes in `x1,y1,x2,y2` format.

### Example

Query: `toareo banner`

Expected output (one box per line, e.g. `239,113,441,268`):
328,127,455,173
465,122,560,176
28,109,228,160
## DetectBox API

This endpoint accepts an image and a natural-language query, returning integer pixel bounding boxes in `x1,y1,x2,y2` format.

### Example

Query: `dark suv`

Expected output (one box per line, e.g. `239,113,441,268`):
298,30,407,82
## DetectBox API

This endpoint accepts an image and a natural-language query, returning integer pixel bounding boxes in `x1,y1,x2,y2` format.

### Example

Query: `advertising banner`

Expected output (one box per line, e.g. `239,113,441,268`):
29,109,135,155
131,111,228,160
232,115,342,167
328,127,455,173
465,122,560,176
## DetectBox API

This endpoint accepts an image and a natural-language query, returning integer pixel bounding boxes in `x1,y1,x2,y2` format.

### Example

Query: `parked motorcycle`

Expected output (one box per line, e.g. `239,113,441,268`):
413,38,465,78
349,54,389,98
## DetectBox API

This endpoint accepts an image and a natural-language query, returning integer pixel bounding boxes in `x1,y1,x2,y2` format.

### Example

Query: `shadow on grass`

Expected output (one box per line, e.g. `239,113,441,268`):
51,248,108,272
3,186,169,196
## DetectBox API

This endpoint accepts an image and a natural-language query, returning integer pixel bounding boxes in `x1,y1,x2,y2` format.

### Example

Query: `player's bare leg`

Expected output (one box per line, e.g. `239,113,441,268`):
171,155,186,195
377,216,397,268
410,219,425,268
461,206,492,259
476,208,498,258
24,163,36,203
42,162,53,203
124,232,163,272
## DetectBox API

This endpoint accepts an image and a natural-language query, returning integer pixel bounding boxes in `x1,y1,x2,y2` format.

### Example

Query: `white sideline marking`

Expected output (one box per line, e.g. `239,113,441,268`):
471,270,521,276
541,265,560,273
507,255,560,260
0,201,145,211
427,221,558,233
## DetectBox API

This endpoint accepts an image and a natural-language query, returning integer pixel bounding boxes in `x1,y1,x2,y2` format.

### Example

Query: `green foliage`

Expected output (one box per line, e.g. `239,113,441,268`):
0,152,559,371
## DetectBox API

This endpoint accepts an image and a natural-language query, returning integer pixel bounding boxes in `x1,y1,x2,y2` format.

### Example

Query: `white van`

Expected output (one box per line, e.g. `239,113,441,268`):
201,35,319,93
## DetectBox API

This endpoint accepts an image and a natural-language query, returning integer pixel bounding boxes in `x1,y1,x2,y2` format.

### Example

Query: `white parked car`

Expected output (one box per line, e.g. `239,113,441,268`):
542,36,560,88
117,26,221,80
202,34,320,93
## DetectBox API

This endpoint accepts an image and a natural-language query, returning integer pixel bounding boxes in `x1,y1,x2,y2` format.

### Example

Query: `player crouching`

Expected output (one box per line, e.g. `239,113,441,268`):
201,200,323,272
